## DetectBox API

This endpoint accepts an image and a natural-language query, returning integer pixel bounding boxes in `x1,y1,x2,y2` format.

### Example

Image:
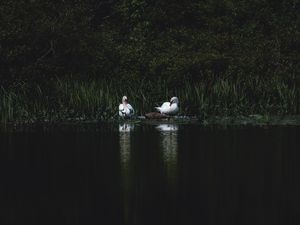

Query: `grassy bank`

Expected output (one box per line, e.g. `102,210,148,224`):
0,77,299,124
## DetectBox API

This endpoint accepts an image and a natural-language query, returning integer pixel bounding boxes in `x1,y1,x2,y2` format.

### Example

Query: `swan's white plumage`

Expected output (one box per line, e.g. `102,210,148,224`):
155,97,179,115
119,103,134,117
119,96,134,118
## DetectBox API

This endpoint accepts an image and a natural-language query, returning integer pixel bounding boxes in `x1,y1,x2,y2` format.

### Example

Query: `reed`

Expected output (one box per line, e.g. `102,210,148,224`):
0,76,299,123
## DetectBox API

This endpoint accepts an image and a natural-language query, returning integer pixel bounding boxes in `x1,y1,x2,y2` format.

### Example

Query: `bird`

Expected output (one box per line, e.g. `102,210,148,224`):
155,97,179,115
119,96,134,118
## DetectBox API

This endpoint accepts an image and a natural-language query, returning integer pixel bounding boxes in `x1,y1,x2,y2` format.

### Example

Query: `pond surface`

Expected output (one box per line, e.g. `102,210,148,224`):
0,123,299,225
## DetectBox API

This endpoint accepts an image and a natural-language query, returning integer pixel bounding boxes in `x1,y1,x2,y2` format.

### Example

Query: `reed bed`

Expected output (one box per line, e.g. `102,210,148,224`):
0,77,299,123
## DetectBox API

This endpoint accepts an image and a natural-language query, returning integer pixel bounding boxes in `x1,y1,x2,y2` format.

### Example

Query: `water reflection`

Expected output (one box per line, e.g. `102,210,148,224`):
119,123,134,166
156,124,179,192
156,124,179,132
1,125,299,225
119,123,135,133
119,123,134,224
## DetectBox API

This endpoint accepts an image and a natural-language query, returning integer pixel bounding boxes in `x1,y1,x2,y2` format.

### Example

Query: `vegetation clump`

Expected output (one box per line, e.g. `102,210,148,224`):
0,78,298,123
0,0,299,123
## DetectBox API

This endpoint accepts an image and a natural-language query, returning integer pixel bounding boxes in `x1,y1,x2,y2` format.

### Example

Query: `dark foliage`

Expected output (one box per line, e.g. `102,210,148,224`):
1,0,299,86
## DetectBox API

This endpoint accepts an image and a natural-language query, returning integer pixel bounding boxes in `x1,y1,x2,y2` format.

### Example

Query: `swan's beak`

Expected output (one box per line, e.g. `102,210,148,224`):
170,100,172,106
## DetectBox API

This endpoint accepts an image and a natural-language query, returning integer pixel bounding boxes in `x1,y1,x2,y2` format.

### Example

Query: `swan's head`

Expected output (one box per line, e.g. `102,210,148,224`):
122,96,128,104
170,97,179,105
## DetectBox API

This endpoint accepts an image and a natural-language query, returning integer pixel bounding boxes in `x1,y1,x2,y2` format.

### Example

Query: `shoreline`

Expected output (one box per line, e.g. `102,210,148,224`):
1,115,300,132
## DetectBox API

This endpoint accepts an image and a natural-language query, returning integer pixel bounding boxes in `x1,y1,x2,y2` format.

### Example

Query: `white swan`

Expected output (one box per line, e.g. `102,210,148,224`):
155,97,179,115
119,96,134,118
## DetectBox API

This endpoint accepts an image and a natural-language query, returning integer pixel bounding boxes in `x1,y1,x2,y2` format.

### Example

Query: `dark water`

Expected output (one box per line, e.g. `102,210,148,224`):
0,123,299,225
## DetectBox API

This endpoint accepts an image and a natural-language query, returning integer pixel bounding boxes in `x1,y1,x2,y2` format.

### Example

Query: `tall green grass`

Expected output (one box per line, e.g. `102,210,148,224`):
0,77,299,123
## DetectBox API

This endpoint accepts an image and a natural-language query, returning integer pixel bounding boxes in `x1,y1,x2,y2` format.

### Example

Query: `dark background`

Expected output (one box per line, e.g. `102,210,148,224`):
1,0,299,86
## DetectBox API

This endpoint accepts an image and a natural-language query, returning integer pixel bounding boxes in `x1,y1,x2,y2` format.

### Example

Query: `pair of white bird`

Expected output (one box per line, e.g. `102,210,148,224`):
118,96,179,118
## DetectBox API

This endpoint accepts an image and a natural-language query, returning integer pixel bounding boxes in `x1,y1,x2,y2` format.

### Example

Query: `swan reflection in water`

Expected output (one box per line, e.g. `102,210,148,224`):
156,124,179,191
119,123,134,224
119,123,134,167
156,124,179,132
119,123,135,133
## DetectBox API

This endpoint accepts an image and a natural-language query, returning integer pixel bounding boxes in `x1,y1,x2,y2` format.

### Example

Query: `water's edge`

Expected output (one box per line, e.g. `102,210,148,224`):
1,115,300,132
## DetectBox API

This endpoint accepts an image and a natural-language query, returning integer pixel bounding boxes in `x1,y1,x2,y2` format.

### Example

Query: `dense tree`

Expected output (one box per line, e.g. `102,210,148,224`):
0,0,299,87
